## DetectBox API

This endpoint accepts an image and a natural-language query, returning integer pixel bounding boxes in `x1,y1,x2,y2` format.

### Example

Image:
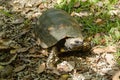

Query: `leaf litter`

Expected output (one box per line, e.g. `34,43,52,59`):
0,0,120,80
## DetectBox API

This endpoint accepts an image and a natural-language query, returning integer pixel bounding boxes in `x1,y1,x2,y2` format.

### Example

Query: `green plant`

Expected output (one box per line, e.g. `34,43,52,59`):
0,10,13,17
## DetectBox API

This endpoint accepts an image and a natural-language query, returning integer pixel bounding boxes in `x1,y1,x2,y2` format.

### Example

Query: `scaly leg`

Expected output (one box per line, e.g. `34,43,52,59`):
46,47,58,69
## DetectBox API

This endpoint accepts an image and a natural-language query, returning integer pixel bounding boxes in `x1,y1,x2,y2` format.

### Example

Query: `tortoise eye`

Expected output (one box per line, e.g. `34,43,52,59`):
74,40,80,44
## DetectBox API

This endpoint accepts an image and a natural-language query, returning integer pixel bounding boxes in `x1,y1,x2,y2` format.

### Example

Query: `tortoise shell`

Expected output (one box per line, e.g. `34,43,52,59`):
34,9,84,48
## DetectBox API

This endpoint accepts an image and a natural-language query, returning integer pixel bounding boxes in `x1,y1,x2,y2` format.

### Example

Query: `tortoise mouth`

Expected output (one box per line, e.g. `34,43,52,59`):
67,44,83,51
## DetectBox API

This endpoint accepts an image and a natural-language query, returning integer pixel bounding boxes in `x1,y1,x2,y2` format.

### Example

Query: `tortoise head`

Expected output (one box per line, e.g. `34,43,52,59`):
64,37,83,51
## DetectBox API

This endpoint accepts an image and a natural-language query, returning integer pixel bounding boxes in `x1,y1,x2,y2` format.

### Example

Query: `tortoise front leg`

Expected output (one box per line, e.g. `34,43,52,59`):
46,47,58,69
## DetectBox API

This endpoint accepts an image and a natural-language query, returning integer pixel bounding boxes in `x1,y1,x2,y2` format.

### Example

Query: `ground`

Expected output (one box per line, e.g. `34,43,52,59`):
0,0,120,80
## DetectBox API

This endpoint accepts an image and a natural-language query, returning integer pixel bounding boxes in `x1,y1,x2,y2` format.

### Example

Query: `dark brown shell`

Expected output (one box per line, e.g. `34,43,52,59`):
34,9,84,48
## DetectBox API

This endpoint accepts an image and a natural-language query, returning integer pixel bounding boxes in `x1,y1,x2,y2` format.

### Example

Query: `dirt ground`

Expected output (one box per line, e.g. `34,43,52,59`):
0,0,120,80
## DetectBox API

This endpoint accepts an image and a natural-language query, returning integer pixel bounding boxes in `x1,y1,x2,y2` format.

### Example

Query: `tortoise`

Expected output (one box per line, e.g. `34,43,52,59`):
34,8,84,52
34,9,92,68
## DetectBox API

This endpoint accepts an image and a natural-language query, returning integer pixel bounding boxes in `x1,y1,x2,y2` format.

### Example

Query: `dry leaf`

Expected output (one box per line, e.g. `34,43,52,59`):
92,46,117,54
105,54,116,65
112,71,120,80
38,2,48,9
29,47,36,53
0,39,13,49
0,65,13,78
37,63,46,74
100,38,106,44
71,11,89,17
74,2,80,8
57,61,74,72
96,1,103,7
14,65,26,72
40,49,49,56
0,6,4,10
71,70,85,80
92,46,105,54
57,0,64,4
95,18,103,25
81,0,87,2
105,46,117,53
10,47,29,54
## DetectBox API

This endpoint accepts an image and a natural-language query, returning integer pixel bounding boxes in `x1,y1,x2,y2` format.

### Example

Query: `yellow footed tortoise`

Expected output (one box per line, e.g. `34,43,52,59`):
34,9,91,68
